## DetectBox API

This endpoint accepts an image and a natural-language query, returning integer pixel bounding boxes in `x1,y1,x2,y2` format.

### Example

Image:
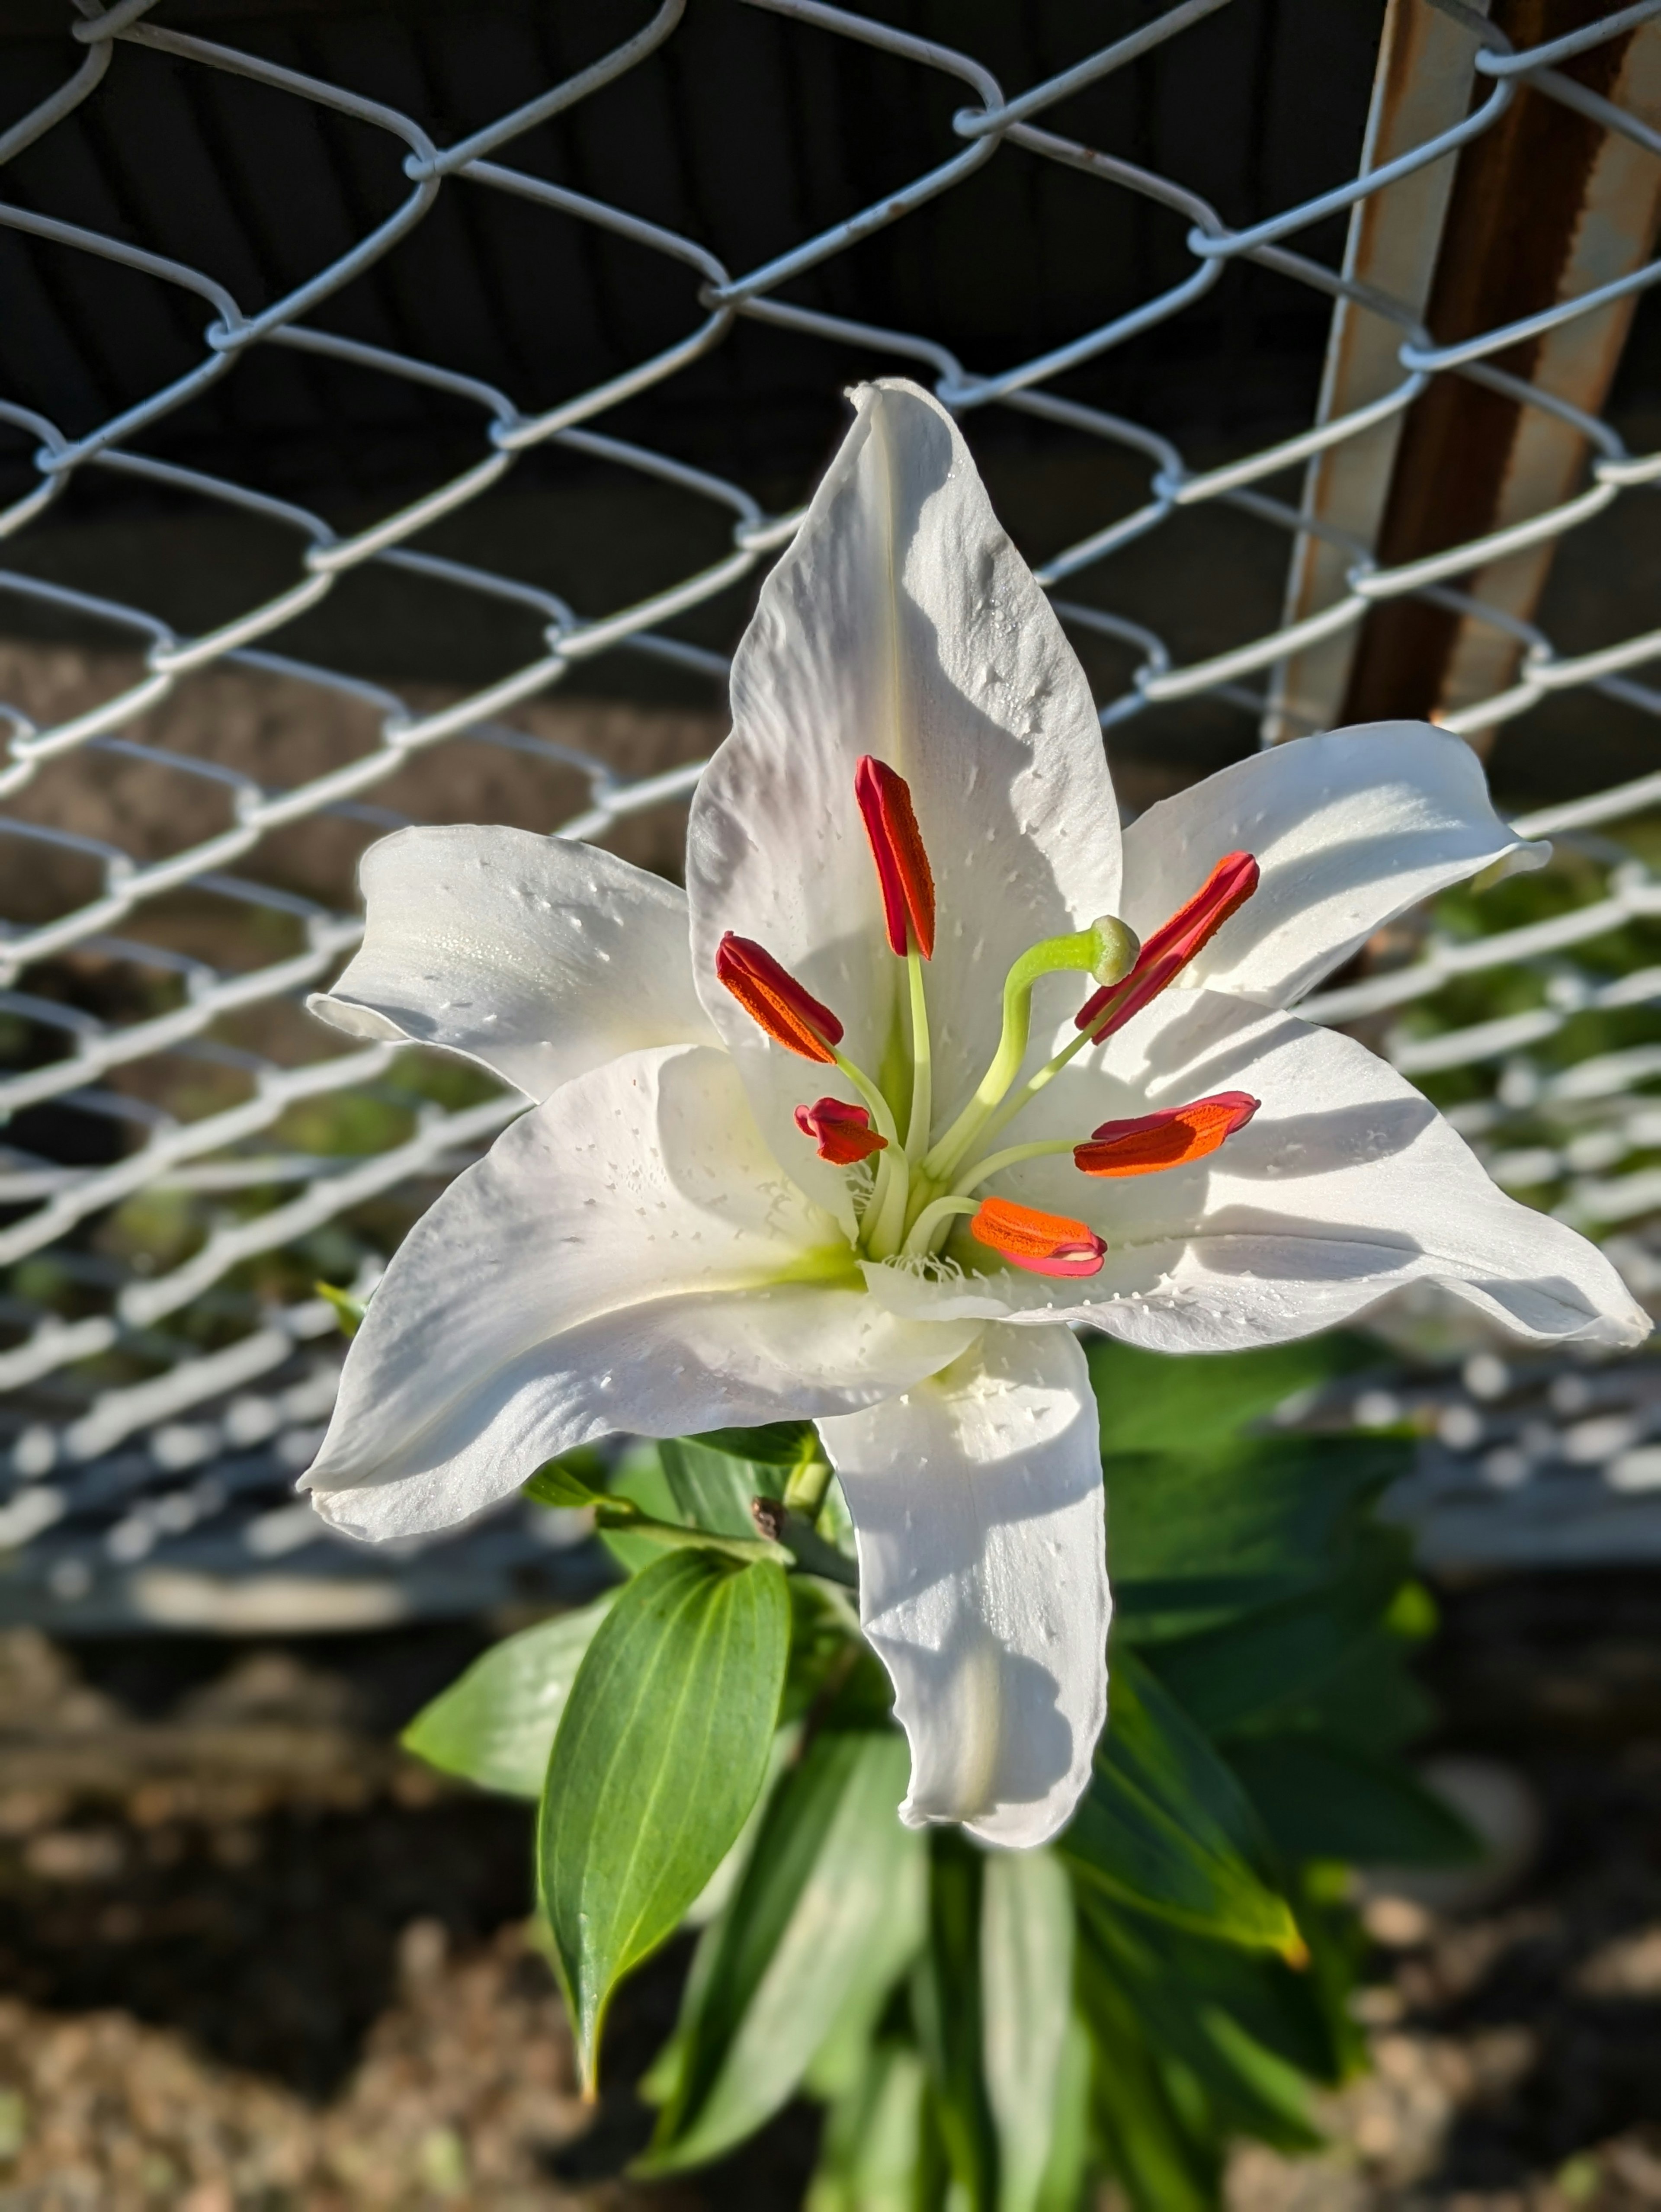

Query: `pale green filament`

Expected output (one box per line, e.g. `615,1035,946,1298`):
830,910,1139,1268
904,949,932,1158
923,917,1138,1184
902,1193,977,1257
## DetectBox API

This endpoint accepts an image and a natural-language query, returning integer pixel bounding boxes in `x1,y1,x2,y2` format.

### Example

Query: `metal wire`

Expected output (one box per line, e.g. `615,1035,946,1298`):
0,0,1658,1607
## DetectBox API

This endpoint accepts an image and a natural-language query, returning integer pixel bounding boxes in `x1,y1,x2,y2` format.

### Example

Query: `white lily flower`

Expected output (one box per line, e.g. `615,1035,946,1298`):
302,379,1648,1850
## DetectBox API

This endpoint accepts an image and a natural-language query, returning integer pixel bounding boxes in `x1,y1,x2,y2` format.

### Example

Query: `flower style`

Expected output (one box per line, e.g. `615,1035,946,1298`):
301,379,1648,1849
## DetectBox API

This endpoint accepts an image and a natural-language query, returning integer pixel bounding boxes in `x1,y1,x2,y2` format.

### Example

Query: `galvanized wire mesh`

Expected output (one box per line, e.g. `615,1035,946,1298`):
0,0,1659,1619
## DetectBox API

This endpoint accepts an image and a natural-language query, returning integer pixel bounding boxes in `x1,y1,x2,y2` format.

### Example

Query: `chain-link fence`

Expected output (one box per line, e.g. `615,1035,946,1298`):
0,0,1658,1624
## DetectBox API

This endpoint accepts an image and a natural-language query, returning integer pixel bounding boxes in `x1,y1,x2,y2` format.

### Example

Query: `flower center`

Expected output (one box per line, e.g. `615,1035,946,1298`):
717,759,1261,1282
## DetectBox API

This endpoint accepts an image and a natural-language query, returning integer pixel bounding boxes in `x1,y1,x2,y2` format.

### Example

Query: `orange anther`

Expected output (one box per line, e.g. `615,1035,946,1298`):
855,756,936,959
1076,851,1259,1043
971,1196,1105,1279
1074,1091,1258,1177
717,933,843,1063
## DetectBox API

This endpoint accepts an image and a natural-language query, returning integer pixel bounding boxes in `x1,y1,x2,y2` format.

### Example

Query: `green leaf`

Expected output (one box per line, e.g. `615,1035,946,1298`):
401,1596,616,1798
1143,1529,1413,1739
1093,1903,1344,2088
689,1420,819,1467
1077,1895,1328,2149
1228,1736,1482,1867
981,1849,1074,2212
1074,1936,1217,2212
1033,2013,1093,2212
1058,1645,1302,1959
1108,1433,1412,1640
914,1832,999,2212
661,1432,792,1540
1087,1332,1372,1457
598,1443,686,1574
807,2042,934,2212
537,1548,791,2088
523,1455,606,1508
641,1725,922,2170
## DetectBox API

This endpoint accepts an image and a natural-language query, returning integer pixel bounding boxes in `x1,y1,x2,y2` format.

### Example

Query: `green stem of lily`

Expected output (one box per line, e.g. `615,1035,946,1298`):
923,919,1138,1183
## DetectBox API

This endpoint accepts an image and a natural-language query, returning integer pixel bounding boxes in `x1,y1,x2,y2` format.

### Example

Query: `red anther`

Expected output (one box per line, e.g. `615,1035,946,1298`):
855,755,936,959
971,1196,1106,1279
717,933,844,1063
1074,1091,1259,1177
794,1096,887,1165
1075,851,1259,1042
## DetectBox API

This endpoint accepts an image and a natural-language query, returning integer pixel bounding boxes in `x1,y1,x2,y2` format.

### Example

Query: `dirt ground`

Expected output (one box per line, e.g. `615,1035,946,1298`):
0,1575,1652,2211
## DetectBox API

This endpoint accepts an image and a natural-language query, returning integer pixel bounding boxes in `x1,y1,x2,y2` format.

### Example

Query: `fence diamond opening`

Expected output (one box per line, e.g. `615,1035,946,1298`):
0,0,1659,1624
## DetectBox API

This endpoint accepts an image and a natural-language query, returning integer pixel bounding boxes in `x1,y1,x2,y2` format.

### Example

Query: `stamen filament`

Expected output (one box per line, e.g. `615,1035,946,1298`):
830,1049,900,1150
828,1047,909,1259
951,1138,1078,1193
902,1194,976,1257
904,948,932,1158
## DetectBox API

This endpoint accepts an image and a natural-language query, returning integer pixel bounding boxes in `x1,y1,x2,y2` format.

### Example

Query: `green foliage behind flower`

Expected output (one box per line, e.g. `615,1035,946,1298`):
403,1331,1476,2210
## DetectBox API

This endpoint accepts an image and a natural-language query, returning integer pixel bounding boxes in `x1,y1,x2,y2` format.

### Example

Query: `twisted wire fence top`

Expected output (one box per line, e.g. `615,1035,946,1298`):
0,0,1658,1614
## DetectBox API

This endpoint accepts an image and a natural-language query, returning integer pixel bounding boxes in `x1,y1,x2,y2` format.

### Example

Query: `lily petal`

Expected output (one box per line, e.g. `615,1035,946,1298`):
311,825,716,1101
817,1323,1108,1850
1118,725,1548,1011
981,988,1650,1351
303,1044,977,1539
687,378,1122,1191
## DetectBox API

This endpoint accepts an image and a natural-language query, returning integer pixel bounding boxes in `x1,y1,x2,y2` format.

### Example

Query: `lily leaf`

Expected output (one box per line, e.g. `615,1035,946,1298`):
661,1433,791,1540
1144,1529,1412,1738
524,1452,792,1570
1058,1646,1302,1960
1109,1433,1412,1641
914,1832,999,2212
538,1548,791,2090
642,1726,922,2171
1087,1332,1372,1457
1228,1735,1482,1867
981,1849,1074,2212
401,1594,616,1798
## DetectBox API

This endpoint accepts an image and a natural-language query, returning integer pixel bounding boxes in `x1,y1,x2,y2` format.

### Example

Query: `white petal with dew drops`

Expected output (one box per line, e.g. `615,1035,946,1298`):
818,1321,1108,1850
686,378,1122,1201
303,1044,977,1540
986,987,1651,1352
1117,724,1548,1012
310,825,716,1102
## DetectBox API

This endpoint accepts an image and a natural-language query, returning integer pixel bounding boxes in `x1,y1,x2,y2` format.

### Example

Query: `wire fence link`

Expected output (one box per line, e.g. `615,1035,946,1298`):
0,0,1658,1614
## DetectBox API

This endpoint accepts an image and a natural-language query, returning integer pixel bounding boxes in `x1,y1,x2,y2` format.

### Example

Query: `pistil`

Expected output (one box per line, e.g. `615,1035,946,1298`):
922,918,1139,1185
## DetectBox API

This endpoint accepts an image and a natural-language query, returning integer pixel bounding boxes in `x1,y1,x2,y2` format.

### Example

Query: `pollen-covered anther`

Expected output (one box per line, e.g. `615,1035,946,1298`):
855,756,936,959
794,1096,887,1165
1076,850,1260,1043
1074,1091,1260,1177
971,1196,1106,1279
716,932,844,1063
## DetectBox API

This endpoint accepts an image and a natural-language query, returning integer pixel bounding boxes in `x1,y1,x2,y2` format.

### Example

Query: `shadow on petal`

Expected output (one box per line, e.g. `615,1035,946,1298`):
1220,1095,1437,1180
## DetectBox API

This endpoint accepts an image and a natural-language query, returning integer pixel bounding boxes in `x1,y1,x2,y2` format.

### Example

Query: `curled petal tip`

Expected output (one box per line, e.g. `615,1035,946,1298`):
972,1195,1105,1278
717,932,843,1062
794,1096,887,1164
1075,1090,1259,1177
855,755,936,959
